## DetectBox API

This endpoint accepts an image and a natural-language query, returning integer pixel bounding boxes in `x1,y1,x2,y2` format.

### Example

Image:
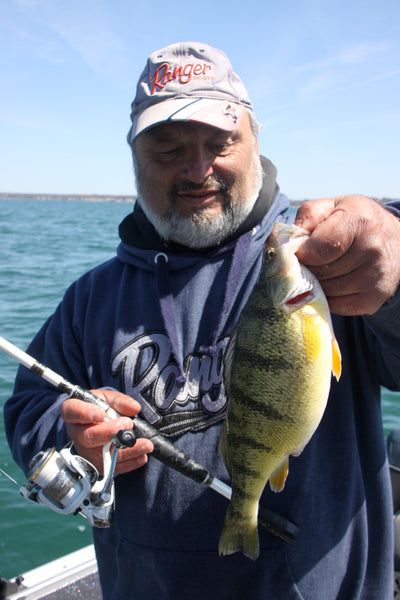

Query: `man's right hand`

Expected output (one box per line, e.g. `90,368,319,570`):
60,389,154,474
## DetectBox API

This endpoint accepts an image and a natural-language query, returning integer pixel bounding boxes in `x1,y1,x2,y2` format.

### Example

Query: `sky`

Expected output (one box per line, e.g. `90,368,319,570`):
1,0,399,200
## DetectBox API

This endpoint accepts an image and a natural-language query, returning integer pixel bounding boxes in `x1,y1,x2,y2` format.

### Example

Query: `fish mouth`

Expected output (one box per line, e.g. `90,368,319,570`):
268,223,310,252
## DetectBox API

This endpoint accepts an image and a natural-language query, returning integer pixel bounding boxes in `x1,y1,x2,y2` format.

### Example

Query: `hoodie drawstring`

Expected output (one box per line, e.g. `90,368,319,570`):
154,229,254,385
154,252,187,386
199,230,253,357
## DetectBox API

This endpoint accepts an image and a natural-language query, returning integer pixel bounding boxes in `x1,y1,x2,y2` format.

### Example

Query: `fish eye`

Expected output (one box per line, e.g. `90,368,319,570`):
265,247,276,261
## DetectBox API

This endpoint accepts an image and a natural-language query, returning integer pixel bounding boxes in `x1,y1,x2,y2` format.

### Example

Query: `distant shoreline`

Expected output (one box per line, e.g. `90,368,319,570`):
0,192,136,203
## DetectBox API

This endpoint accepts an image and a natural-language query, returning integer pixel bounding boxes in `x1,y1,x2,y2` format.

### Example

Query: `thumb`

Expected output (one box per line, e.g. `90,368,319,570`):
294,197,340,232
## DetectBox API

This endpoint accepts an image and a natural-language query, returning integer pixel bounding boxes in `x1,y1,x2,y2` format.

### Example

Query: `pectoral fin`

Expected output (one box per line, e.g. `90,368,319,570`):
269,457,289,492
331,336,342,381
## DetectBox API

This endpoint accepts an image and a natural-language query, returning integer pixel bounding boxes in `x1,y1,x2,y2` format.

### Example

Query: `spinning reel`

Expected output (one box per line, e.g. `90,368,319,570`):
20,429,136,527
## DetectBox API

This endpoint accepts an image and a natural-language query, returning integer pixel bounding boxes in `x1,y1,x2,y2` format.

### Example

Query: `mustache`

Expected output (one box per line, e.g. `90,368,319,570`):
169,175,230,197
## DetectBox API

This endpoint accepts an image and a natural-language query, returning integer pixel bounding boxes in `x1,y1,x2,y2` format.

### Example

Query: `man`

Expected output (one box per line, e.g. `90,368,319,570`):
4,42,400,599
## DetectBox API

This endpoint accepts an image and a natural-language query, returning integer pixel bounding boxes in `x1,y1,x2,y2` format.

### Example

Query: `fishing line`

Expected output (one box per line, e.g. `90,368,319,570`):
0,467,19,486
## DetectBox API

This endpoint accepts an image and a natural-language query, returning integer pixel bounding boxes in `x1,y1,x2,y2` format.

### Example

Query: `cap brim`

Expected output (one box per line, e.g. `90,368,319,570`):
128,98,245,143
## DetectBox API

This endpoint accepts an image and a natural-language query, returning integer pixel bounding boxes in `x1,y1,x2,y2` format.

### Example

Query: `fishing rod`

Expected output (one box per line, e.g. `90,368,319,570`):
0,335,299,542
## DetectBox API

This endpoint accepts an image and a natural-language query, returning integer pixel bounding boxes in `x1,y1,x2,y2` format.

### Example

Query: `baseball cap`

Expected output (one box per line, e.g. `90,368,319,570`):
127,41,253,143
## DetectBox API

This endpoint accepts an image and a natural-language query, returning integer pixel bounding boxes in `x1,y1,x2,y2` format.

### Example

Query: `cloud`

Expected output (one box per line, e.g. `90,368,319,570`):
291,40,399,100
45,14,124,71
9,0,131,85
338,41,393,64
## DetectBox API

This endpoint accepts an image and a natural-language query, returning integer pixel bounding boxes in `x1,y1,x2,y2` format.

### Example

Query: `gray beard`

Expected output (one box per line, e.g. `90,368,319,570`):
137,156,263,249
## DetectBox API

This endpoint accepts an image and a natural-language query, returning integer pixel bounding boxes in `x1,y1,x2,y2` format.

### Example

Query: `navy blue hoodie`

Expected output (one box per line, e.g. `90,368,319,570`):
4,162,400,599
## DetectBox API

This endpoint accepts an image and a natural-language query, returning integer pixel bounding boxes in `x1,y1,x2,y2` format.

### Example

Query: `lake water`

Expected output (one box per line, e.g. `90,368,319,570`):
0,198,131,579
0,197,399,580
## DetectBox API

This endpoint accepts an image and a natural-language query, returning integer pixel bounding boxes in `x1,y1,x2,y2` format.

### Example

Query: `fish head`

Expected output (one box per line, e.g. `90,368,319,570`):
262,223,318,310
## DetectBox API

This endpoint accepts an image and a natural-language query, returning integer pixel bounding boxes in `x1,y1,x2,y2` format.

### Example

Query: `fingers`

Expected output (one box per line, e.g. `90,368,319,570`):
61,388,143,423
61,397,106,425
114,439,154,475
65,415,134,448
98,388,143,418
295,196,339,237
65,426,153,474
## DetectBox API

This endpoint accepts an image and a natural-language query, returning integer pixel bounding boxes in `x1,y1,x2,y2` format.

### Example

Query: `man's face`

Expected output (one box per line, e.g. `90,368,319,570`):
133,112,262,248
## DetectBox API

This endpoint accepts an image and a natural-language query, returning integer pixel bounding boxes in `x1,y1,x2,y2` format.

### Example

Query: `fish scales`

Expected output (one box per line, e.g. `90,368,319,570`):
218,223,341,560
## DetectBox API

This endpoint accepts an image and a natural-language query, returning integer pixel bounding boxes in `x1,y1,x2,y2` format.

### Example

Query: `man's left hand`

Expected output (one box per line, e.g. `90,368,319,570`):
294,195,400,316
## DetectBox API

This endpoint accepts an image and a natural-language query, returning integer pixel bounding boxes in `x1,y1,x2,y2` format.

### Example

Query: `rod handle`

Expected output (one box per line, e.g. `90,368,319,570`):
132,417,210,484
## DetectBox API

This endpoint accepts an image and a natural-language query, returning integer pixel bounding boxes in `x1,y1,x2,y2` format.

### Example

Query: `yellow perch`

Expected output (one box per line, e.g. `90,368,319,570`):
218,223,341,560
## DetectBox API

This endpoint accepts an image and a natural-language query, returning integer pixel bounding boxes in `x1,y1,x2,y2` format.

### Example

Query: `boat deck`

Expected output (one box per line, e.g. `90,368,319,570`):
1,545,101,600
